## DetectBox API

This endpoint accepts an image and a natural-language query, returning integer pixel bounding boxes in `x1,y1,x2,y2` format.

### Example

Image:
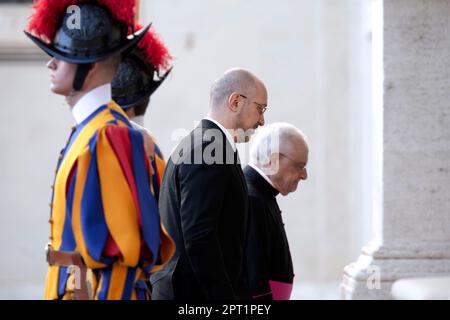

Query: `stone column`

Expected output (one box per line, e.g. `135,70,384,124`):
341,0,450,299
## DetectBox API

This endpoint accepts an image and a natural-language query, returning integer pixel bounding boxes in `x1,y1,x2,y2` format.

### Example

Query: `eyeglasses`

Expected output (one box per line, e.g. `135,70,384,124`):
239,94,268,115
279,153,307,173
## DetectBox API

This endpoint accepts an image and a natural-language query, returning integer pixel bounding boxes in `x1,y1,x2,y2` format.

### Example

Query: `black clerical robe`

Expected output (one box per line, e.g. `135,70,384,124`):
244,165,294,300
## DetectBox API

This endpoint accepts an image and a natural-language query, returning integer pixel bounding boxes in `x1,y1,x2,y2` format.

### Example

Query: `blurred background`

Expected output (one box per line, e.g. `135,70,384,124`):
0,0,375,299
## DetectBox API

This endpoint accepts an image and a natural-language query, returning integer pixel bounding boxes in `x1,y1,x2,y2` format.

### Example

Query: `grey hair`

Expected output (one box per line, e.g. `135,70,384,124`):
250,122,307,166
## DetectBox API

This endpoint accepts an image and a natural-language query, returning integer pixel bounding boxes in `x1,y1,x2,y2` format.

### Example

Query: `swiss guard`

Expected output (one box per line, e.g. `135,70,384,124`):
24,0,174,300
112,23,173,203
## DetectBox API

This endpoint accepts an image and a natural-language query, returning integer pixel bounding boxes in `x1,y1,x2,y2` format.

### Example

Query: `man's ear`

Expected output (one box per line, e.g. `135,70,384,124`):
228,92,241,112
86,62,99,81
266,153,281,176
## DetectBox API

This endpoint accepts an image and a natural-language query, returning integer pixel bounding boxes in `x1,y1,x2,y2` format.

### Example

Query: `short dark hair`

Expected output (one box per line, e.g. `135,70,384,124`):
132,97,150,117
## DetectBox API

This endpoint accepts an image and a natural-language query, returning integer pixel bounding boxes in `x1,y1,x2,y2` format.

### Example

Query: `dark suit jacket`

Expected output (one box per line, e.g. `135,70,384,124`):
150,119,249,300
244,165,294,300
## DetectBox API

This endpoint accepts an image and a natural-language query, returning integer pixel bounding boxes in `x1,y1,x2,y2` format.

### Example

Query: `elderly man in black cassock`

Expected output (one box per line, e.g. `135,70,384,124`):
245,122,309,300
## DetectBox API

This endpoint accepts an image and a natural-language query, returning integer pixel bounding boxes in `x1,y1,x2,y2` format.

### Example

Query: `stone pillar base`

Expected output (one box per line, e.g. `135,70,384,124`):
340,241,450,299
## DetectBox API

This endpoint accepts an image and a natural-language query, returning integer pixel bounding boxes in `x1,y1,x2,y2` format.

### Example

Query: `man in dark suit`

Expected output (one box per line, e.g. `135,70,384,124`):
151,68,268,300
244,123,309,300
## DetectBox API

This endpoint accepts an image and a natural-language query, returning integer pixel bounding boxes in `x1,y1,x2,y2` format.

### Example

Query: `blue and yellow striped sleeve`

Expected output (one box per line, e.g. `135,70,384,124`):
70,125,165,299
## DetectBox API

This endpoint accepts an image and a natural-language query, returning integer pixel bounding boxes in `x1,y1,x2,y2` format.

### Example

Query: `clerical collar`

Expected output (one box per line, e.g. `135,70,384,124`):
248,162,278,190
245,164,280,198
203,117,237,152
71,83,112,124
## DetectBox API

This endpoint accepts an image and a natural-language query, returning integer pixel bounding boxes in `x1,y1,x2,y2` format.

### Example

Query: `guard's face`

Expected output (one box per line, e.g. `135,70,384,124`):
46,58,77,95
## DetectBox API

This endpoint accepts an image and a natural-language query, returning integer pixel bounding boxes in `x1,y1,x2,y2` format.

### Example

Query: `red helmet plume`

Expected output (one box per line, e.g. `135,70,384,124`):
134,23,173,72
27,0,137,42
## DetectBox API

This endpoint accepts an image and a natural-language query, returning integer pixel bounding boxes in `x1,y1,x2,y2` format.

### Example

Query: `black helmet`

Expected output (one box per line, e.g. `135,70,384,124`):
112,24,172,110
25,0,149,91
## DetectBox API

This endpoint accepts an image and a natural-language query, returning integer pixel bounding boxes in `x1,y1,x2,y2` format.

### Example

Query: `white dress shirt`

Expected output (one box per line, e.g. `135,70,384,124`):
131,115,145,127
130,118,155,140
71,83,112,125
203,117,236,152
